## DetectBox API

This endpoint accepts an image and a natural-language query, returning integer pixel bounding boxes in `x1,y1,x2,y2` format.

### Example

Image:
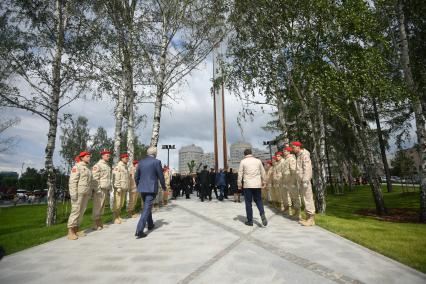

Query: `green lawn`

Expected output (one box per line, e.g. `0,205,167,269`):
0,198,141,256
0,186,425,274
316,185,426,273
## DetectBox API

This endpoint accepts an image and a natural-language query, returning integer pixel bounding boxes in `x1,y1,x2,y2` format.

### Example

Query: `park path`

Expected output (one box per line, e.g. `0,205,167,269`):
0,197,425,284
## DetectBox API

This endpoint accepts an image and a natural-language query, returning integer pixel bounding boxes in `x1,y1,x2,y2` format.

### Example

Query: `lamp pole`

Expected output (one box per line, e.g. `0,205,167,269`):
263,141,275,160
162,145,176,167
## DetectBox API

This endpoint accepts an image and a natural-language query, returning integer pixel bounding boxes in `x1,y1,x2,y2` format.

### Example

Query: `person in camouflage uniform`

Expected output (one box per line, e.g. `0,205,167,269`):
263,160,273,203
163,166,171,205
67,151,92,240
91,149,112,230
274,151,287,211
112,153,130,224
281,147,299,218
127,160,139,218
292,141,315,226
271,156,283,209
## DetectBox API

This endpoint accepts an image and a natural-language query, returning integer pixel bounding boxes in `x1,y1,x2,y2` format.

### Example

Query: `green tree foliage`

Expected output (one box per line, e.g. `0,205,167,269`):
391,150,416,177
119,131,147,162
59,115,90,171
90,127,114,164
187,160,196,173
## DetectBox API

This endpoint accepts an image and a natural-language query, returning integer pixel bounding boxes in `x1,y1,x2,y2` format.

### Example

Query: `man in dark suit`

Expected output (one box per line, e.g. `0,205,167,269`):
209,168,217,200
135,147,166,239
198,165,210,202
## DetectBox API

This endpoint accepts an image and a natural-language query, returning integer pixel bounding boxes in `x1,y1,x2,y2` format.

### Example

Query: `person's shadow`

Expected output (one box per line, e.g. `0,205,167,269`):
233,215,262,227
147,219,170,235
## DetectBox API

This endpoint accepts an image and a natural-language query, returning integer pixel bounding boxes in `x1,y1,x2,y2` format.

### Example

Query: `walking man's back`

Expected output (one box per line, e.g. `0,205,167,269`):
238,148,268,227
135,147,166,238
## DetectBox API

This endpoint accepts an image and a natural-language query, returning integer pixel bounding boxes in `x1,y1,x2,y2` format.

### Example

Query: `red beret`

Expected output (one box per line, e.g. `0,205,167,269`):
132,160,139,165
275,151,283,156
284,147,293,152
74,156,81,162
272,156,278,161
266,160,272,165
79,151,91,157
120,153,129,159
101,149,111,155
291,141,302,147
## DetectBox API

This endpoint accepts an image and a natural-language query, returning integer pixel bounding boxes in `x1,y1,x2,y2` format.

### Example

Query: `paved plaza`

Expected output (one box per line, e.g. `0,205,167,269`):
1,197,425,284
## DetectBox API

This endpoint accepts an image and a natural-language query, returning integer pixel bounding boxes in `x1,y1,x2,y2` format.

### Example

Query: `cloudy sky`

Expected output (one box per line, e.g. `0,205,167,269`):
0,57,277,174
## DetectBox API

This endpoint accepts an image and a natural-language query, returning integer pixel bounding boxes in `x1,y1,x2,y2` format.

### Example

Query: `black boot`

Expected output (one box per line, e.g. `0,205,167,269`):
135,231,147,239
261,214,268,226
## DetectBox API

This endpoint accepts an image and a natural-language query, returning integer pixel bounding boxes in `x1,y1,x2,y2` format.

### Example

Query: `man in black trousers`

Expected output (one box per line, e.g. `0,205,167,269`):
198,166,210,202
224,168,230,199
209,168,218,200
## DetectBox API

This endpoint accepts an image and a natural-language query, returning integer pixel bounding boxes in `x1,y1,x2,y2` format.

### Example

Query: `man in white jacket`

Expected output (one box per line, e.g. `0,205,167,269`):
238,148,268,226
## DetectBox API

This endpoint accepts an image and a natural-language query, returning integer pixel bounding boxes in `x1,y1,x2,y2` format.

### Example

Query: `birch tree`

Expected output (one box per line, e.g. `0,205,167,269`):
0,0,96,226
226,0,406,214
59,115,90,171
138,0,227,147
395,0,426,222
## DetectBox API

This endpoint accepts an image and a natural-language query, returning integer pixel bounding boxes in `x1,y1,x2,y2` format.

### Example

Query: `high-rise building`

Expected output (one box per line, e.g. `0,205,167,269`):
228,141,251,170
253,148,273,162
201,153,215,170
178,144,204,174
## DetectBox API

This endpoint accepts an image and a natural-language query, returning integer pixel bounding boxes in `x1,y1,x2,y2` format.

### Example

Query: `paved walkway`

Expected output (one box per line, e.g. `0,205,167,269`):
1,197,425,284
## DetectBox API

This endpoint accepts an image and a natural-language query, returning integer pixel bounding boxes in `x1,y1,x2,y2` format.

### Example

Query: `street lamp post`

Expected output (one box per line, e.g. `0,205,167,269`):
263,141,275,161
161,145,176,167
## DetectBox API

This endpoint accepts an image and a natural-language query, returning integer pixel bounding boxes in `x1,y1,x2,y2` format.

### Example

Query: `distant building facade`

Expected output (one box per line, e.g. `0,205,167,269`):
178,142,275,173
201,153,215,170
228,141,251,170
178,144,203,174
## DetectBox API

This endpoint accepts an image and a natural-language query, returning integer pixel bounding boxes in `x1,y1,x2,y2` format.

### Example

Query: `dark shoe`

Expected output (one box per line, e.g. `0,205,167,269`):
245,221,253,226
147,224,155,231
261,214,268,226
135,232,147,239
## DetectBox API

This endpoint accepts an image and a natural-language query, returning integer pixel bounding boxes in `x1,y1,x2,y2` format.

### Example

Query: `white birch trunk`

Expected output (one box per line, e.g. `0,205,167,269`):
397,1,426,222
126,93,135,162
122,43,135,161
150,21,168,148
113,88,125,164
315,95,327,213
46,0,66,227
351,101,387,215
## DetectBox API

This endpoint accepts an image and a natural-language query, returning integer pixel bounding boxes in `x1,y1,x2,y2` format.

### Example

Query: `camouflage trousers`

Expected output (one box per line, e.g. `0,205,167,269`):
297,180,315,214
127,190,138,214
68,192,90,228
113,189,127,214
92,188,109,221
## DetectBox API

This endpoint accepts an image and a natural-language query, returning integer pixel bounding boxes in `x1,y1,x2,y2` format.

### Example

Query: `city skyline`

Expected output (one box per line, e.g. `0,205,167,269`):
178,141,277,174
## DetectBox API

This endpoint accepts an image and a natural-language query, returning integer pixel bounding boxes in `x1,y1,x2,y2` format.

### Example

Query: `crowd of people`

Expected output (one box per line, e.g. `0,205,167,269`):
169,167,240,202
65,140,315,240
261,142,315,226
